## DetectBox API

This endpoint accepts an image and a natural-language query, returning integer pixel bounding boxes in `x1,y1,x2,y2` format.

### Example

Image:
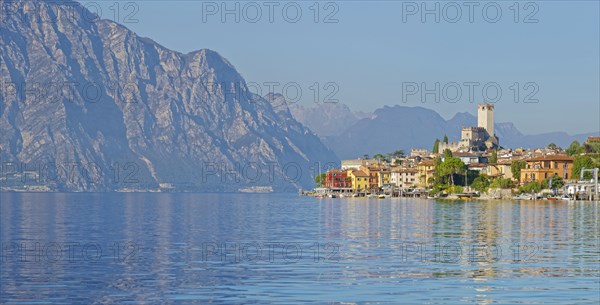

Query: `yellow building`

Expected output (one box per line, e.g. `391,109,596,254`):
486,160,513,180
360,164,390,191
520,155,574,183
377,169,391,187
417,159,435,187
347,170,369,191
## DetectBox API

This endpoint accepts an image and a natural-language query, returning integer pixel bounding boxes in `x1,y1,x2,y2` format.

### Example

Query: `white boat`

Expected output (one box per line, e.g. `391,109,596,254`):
513,194,533,200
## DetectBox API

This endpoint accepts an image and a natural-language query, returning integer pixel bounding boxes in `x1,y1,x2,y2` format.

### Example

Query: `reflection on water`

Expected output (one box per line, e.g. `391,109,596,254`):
1,193,599,304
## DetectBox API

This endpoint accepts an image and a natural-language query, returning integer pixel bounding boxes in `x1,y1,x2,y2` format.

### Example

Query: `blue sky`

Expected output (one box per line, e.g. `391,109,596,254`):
81,1,599,135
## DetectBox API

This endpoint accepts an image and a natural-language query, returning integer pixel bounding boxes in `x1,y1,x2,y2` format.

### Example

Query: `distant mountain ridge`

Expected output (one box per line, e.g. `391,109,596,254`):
285,99,373,137
294,105,596,159
0,0,338,191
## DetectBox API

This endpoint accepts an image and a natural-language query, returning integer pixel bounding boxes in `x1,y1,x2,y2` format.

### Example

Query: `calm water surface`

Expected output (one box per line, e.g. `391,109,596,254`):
1,193,599,304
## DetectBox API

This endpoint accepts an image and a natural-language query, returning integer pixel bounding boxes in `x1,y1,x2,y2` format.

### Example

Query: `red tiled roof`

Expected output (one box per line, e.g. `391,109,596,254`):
352,170,369,177
526,155,573,162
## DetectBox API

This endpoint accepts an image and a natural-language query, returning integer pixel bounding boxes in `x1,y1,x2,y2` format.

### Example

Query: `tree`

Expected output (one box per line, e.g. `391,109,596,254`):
489,178,515,189
489,150,498,164
443,135,448,144
572,156,595,180
471,175,490,193
511,160,527,182
547,143,558,150
372,153,388,163
362,154,370,160
519,181,542,194
566,140,582,156
443,149,453,159
389,150,405,158
394,159,403,165
437,156,466,185
433,139,440,154
543,174,564,189
315,173,326,187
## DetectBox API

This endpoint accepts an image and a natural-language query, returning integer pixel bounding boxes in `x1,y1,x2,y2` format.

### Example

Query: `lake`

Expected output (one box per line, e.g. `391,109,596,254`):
1,193,599,304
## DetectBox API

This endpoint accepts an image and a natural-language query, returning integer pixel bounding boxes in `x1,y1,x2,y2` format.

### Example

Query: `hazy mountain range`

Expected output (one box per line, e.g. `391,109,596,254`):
0,0,338,191
289,104,596,159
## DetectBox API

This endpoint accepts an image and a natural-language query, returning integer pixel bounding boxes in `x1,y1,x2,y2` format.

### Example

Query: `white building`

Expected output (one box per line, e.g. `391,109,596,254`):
391,168,419,188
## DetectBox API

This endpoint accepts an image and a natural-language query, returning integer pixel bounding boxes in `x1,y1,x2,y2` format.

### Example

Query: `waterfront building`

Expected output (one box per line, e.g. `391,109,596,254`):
347,170,369,192
520,155,574,183
325,169,352,189
391,168,418,188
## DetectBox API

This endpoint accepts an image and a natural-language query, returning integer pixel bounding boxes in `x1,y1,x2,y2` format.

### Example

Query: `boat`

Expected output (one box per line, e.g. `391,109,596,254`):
328,194,337,198
457,193,478,200
512,194,533,200
239,186,274,193
378,194,390,199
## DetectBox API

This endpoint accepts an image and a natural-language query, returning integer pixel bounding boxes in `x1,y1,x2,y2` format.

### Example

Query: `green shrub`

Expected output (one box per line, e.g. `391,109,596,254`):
489,178,515,189
471,176,490,193
519,181,541,194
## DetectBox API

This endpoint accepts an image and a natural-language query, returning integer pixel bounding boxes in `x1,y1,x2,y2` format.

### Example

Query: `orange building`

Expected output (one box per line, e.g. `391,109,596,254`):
520,155,574,183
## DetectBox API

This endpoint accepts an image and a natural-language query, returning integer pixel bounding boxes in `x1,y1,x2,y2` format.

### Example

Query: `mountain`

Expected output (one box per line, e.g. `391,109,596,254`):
286,99,373,137
325,106,448,159
324,105,596,159
0,0,338,192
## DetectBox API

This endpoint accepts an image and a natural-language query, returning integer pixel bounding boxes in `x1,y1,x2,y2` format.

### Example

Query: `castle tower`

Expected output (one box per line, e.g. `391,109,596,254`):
477,103,494,137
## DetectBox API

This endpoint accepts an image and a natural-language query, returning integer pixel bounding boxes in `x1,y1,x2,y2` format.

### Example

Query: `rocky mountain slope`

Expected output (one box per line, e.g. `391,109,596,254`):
0,0,338,191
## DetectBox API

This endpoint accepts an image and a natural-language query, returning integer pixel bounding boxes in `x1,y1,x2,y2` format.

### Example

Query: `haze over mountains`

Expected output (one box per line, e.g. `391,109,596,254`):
0,0,338,191
289,103,596,160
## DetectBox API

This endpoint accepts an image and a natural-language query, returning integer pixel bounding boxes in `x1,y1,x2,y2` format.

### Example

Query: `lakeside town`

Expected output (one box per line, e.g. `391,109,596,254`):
311,104,600,201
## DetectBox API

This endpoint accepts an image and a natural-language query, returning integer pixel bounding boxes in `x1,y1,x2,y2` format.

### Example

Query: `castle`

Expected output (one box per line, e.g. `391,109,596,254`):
440,103,499,152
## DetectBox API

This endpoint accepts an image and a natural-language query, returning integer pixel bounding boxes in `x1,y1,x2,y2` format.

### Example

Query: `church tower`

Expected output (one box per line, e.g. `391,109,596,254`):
478,103,494,137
